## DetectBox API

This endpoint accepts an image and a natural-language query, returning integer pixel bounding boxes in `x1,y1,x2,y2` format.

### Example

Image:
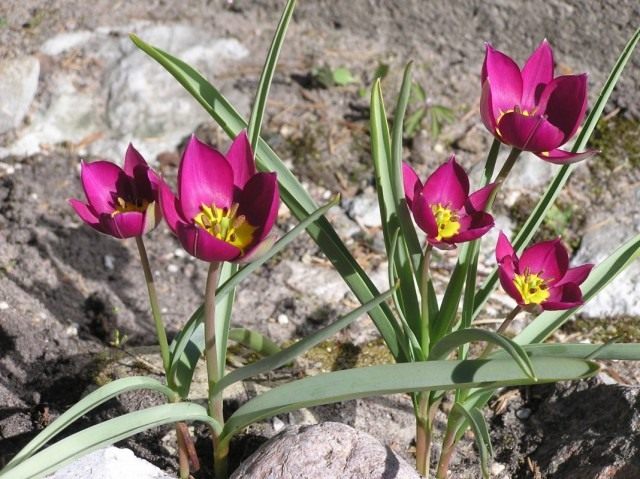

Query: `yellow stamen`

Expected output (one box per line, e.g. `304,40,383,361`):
111,197,149,217
431,203,461,241
194,203,256,252
513,270,550,305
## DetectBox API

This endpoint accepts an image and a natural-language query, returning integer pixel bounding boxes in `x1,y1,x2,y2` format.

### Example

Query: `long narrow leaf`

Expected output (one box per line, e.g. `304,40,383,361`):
429,328,536,379
228,327,281,356
451,404,492,479
131,35,404,360
491,342,640,360
3,377,176,471
247,0,296,151
472,27,640,320
221,357,598,439
211,287,396,396
0,403,220,479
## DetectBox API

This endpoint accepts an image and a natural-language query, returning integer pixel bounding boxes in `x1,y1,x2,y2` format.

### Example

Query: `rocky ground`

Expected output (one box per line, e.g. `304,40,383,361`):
0,1,639,478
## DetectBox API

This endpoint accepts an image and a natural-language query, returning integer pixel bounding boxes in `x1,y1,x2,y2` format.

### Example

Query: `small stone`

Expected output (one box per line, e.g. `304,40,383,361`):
516,407,531,420
0,56,40,134
65,324,78,337
491,462,507,475
277,313,289,325
173,248,186,258
0,301,8,310
167,264,180,274
103,255,115,270
272,416,285,433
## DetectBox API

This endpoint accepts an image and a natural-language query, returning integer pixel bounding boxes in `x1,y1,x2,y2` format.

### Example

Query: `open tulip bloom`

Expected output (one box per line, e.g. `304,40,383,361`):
157,132,279,263
403,156,496,249
481,39,595,164
69,144,161,238
496,232,593,311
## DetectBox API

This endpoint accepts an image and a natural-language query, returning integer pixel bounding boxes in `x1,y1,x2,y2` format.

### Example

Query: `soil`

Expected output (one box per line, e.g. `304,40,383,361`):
1,1,640,478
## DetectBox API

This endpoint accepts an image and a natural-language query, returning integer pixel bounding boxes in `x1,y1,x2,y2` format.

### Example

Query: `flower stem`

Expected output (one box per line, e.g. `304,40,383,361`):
494,147,522,186
480,305,523,358
204,262,227,478
415,391,437,477
134,237,171,378
420,244,433,353
435,420,458,479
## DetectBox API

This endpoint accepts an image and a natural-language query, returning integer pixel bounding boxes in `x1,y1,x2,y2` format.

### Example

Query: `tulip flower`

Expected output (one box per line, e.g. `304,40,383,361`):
69,145,161,238
157,132,279,263
496,232,593,311
481,39,595,164
403,156,496,249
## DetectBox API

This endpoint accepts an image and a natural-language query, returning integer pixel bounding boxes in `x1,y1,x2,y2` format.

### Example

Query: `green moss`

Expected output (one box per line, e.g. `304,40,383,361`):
589,117,640,171
303,338,394,372
564,316,640,343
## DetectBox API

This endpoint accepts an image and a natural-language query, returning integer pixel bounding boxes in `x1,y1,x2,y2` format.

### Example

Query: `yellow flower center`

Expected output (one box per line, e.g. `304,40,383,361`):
111,197,149,217
194,203,256,252
513,271,550,305
431,203,460,241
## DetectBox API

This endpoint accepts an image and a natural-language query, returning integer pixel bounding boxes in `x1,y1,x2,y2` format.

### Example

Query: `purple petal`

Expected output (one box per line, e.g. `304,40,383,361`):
497,111,565,152
539,74,588,142
448,212,494,243
542,283,583,311
536,148,598,164
123,144,155,202
412,192,438,238
402,162,423,209
80,161,124,214
482,44,523,118
466,183,497,212
238,172,280,244
521,39,554,111
177,223,241,262
498,257,524,304
226,131,257,189
157,179,185,235
69,199,109,234
423,156,470,210
496,231,515,263
557,264,593,287
520,239,569,283
178,135,234,220
480,80,498,135
104,211,146,239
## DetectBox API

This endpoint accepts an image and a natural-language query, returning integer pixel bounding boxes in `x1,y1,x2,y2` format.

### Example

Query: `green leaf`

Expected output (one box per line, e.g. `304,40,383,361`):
451,404,492,479
3,377,176,471
168,197,340,396
131,34,404,360
332,67,357,86
211,287,396,397
221,357,598,440
491,342,640,361
472,27,640,321
0,403,220,479
429,328,536,380
516,231,640,344
247,0,296,152
228,327,281,356
215,262,237,379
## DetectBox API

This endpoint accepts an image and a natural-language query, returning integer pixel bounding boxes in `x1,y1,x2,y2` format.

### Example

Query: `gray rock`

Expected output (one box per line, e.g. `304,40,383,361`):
346,194,382,229
45,446,174,479
0,56,39,134
230,422,421,479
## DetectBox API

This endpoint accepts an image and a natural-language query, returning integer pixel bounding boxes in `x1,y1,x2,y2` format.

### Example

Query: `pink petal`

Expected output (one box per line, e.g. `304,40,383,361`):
412,192,438,238
226,131,257,189
480,80,498,135
538,74,587,142
105,211,146,239
157,179,185,235
543,283,583,311
69,199,108,234
520,239,569,283
177,223,240,263
80,161,123,214
238,172,280,244
123,144,154,201
402,162,423,209
423,156,470,210
482,44,523,118
178,135,234,220
466,183,497,212
497,111,565,152
448,212,494,243
521,39,554,111
535,148,598,164
556,264,593,287
498,257,524,304
496,231,515,263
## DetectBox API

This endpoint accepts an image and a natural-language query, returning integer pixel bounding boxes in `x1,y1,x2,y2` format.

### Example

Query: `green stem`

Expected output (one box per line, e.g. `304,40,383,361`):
435,418,459,479
204,262,227,478
493,147,522,188
420,244,433,353
480,305,523,358
134,237,171,377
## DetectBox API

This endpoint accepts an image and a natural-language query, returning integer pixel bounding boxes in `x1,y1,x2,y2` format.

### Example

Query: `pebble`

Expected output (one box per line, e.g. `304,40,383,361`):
167,264,180,274
103,254,115,270
516,408,532,420
277,313,289,325
0,301,8,310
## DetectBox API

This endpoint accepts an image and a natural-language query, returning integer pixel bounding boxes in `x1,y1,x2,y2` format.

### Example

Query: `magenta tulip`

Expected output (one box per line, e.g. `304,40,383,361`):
481,39,595,164
496,232,593,311
69,145,161,238
403,156,496,249
156,132,279,263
